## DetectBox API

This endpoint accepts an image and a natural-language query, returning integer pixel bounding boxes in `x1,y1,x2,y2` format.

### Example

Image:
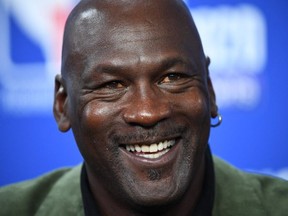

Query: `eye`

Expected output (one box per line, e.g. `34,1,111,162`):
159,73,188,84
103,81,125,89
81,79,127,101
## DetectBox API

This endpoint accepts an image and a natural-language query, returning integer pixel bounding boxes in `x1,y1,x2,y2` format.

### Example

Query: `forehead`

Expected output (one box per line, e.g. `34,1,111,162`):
62,0,204,74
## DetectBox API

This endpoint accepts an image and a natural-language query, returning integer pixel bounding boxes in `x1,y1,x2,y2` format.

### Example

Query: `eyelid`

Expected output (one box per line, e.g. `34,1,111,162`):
81,79,127,102
158,72,191,84
103,80,125,88
81,79,126,93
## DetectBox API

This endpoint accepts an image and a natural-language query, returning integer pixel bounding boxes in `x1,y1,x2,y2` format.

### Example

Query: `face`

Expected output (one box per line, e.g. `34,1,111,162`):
54,0,217,210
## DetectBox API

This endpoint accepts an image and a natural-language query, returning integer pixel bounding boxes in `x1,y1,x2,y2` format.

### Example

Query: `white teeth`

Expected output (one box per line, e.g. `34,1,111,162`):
141,145,150,152
150,144,158,153
135,145,141,152
158,142,164,151
124,139,176,159
138,149,170,159
130,145,135,151
163,141,168,149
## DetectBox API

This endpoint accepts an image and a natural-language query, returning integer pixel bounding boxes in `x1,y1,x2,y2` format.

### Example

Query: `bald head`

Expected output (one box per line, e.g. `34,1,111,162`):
61,0,205,79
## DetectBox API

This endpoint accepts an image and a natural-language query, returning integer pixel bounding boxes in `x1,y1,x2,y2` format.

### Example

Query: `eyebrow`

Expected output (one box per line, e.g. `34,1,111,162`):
155,57,198,73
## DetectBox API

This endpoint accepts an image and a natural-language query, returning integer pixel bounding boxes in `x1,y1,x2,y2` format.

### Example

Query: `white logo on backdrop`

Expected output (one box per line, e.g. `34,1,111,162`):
0,3,266,114
0,0,77,115
191,5,267,109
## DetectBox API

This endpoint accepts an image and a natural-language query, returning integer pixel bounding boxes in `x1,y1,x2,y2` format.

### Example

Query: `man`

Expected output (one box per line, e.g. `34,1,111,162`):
0,0,287,215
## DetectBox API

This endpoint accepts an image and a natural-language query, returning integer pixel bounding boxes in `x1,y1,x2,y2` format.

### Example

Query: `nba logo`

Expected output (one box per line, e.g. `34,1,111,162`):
0,0,78,114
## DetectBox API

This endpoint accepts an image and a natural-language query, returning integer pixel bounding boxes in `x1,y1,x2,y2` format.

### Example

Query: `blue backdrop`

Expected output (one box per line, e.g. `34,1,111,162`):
1,0,288,186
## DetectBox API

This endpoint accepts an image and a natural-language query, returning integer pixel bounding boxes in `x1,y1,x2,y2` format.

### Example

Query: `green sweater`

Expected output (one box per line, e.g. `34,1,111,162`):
1,157,287,216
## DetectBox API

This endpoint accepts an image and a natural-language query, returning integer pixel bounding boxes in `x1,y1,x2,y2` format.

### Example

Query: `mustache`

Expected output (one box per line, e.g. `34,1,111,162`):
110,123,187,144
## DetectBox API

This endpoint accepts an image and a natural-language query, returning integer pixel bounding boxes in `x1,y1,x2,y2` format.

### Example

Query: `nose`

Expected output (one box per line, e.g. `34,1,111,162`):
123,85,171,127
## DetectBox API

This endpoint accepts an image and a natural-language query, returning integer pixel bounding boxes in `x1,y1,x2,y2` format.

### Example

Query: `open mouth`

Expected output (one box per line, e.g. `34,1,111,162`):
122,140,176,159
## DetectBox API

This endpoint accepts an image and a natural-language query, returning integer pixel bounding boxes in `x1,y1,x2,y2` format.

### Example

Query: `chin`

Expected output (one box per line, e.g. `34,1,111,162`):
129,194,181,212
122,170,191,210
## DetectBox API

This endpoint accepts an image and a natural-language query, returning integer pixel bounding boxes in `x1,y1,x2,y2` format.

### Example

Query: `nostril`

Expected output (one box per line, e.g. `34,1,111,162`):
123,101,171,127
123,113,164,127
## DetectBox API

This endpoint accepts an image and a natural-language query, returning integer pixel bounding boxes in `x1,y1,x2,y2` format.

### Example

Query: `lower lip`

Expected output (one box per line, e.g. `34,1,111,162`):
119,140,181,168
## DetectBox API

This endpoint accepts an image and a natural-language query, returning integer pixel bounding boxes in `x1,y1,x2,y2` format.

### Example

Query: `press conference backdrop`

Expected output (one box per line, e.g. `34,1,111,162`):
0,0,287,186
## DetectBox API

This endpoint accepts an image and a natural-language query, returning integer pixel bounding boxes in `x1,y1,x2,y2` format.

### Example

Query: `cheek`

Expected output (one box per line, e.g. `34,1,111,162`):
173,90,211,147
72,102,121,164
173,90,210,120
70,99,118,148
79,102,118,137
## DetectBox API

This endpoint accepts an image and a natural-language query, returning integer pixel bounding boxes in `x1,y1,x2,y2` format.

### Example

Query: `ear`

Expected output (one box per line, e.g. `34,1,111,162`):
53,74,71,132
205,56,218,118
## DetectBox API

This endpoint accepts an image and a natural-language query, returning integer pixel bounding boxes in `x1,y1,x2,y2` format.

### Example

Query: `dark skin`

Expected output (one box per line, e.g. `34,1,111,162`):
54,0,218,215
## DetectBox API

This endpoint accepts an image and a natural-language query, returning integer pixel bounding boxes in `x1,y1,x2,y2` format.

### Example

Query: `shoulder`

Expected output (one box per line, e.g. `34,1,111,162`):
0,165,84,216
213,156,288,216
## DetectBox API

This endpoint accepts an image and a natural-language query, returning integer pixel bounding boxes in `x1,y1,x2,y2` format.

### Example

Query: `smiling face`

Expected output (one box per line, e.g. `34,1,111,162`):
54,0,217,213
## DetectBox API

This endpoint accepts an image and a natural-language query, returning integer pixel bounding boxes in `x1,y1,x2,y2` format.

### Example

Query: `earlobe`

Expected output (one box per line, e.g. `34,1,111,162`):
53,74,71,132
205,56,218,118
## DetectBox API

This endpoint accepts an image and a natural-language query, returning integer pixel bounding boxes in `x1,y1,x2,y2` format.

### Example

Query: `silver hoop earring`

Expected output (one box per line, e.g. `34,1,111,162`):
211,113,222,128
